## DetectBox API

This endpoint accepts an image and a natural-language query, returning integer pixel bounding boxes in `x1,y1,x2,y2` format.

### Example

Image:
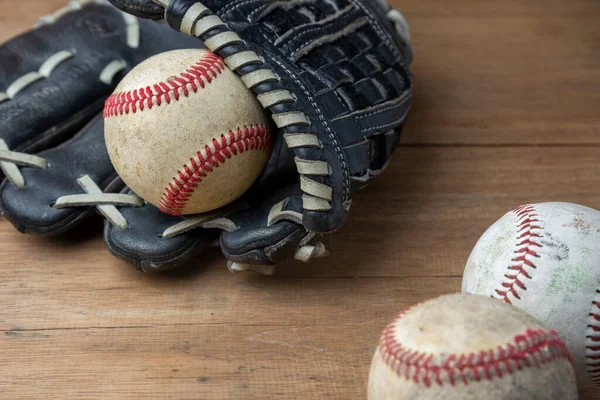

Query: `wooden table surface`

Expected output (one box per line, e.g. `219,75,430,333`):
1,1,599,399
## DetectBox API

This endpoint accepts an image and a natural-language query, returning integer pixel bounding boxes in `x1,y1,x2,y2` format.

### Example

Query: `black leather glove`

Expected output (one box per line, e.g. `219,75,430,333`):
0,0,413,274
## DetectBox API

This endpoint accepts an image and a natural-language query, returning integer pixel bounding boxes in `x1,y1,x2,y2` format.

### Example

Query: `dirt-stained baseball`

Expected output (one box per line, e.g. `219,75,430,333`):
368,293,577,400
104,49,272,215
462,202,600,390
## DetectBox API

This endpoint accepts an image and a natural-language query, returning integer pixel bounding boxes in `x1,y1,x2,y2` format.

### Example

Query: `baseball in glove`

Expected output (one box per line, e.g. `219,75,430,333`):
0,0,413,274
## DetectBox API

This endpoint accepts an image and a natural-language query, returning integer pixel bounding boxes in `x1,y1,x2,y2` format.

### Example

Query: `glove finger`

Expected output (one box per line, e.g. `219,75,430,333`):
0,114,123,234
103,188,221,272
221,184,327,275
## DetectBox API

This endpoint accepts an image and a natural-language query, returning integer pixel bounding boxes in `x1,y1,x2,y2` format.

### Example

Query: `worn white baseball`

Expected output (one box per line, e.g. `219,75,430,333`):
462,202,600,390
104,49,272,215
368,293,577,400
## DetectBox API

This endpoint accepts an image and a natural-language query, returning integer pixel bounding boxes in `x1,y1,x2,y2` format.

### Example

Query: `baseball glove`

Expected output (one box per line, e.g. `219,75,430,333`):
0,0,413,274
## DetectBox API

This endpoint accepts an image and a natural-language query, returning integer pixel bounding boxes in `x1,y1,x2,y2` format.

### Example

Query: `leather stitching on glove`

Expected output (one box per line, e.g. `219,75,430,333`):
178,3,347,213
288,19,370,63
225,0,352,205
273,5,355,48
53,175,143,229
269,56,347,209
0,51,74,103
349,0,402,61
0,140,48,189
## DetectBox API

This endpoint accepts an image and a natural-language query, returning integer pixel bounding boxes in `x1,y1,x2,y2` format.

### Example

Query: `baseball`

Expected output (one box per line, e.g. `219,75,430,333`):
462,202,600,389
103,49,272,215
368,293,577,400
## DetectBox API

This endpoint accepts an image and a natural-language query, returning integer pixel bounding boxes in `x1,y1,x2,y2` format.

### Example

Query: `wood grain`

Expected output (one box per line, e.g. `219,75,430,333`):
0,0,598,399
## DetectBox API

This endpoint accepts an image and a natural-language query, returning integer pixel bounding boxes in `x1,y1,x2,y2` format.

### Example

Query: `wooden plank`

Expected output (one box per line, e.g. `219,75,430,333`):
404,12,600,144
0,231,458,330
0,275,457,399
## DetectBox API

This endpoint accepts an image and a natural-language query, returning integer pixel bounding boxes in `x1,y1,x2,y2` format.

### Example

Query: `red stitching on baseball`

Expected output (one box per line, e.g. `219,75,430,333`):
493,204,543,304
159,124,272,216
586,289,600,384
102,52,225,118
380,312,574,387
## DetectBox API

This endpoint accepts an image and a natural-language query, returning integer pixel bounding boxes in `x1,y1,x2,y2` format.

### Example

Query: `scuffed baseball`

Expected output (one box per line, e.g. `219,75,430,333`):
104,49,272,215
462,202,600,390
368,293,577,400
